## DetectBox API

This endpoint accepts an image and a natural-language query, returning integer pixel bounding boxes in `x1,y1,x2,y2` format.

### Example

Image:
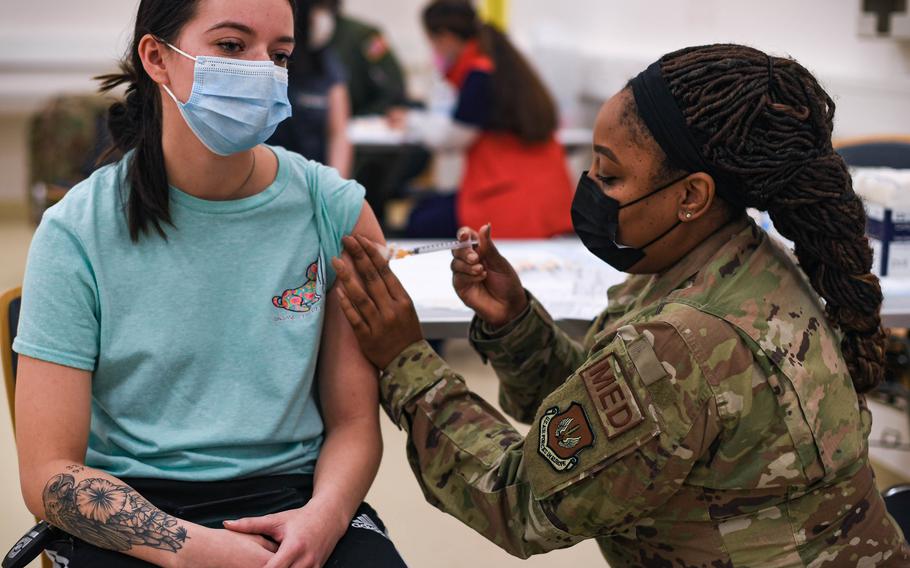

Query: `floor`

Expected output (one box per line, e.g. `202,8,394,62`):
0,215,603,566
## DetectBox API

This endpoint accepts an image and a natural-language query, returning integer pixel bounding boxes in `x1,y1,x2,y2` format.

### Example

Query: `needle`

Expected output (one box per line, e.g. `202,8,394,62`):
378,239,479,260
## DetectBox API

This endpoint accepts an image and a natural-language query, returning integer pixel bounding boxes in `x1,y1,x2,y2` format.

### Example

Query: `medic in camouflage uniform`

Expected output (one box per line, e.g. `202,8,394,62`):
333,44,910,567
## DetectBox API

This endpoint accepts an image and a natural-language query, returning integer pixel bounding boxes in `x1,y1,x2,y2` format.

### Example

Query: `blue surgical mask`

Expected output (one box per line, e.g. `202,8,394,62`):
161,42,292,156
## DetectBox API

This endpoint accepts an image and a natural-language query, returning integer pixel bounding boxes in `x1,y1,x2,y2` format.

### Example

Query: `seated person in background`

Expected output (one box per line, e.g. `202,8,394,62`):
14,0,404,566
402,0,575,239
323,0,408,117
269,0,353,177
317,0,426,232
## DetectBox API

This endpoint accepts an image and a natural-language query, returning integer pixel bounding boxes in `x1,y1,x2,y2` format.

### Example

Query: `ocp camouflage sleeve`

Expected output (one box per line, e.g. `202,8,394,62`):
469,293,587,424
379,316,719,559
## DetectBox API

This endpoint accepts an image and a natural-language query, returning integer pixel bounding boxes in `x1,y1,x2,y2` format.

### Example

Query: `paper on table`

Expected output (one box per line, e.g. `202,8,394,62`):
390,238,910,329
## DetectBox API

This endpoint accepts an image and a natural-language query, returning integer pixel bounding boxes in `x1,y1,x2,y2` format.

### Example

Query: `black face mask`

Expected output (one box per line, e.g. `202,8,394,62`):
571,171,689,272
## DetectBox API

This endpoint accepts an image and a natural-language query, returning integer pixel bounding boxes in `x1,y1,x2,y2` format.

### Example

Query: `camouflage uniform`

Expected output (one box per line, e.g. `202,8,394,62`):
330,15,406,117
28,95,114,221
380,218,910,566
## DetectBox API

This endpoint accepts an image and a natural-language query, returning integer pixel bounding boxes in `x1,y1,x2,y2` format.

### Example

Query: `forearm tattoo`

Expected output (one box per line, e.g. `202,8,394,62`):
42,473,189,553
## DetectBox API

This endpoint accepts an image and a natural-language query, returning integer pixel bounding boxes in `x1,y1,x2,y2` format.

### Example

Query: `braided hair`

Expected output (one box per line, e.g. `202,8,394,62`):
644,44,885,392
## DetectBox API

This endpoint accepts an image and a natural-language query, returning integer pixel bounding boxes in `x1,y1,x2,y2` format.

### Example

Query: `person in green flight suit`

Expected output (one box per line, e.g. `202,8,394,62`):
311,1,418,229
316,0,407,117
330,43,910,566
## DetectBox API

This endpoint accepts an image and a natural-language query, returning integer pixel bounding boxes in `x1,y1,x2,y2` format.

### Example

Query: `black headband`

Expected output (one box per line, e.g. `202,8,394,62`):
629,61,743,207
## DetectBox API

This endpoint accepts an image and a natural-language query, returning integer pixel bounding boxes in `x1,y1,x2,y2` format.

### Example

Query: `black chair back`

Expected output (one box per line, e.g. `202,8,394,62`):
837,141,910,169
8,296,19,381
884,485,910,541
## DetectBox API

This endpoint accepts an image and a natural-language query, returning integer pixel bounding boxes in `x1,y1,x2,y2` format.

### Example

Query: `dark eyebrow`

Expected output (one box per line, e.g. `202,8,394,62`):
594,144,621,166
207,21,254,34
206,21,295,44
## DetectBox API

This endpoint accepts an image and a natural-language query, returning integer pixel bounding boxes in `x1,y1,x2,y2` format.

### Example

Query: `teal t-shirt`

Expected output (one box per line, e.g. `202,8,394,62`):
13,146,365,481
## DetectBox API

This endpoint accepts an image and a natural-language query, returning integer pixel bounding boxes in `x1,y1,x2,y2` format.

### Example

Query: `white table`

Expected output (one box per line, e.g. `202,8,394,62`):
348,116,593,152
389,239,910,339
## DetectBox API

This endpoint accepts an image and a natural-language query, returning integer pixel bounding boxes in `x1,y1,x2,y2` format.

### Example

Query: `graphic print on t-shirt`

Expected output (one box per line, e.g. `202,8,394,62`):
273,260,322,312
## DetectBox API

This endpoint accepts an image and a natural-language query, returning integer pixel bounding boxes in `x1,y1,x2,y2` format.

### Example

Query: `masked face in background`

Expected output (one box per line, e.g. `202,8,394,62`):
309,8,336,50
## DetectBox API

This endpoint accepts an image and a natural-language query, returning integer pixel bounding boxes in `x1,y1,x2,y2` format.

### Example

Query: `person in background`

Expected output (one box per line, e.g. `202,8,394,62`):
268,0,353,177
402,0,574,239
313,0,425,232
322,0,408,117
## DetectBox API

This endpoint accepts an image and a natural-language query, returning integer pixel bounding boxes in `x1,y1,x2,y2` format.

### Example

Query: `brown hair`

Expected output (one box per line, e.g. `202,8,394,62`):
637,44,885,392
422,0,557,143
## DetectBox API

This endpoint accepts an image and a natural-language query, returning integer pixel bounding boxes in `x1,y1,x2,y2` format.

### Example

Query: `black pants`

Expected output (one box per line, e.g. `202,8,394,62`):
44,474,406,567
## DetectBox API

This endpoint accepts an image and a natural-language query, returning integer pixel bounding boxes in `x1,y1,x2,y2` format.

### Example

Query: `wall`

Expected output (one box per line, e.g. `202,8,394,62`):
1,1,909,200
0,0,910,201
348,0,910,135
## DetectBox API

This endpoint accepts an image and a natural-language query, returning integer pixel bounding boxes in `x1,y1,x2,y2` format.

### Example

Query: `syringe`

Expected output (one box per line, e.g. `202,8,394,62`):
379,239,479,260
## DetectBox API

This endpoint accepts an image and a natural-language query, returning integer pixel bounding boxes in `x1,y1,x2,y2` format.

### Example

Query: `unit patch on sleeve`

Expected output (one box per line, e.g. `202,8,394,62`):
581,354,644,439
537,402,595,472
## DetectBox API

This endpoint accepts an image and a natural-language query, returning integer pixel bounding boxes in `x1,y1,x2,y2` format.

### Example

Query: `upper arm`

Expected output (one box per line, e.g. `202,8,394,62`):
12,212,98,495
525,318,724,537
318,203,384,429
454,70,492,128
14,214,99,371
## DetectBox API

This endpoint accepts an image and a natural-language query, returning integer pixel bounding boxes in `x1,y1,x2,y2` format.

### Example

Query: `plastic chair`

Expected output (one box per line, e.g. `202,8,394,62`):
1,287,21,430
1,286,52,568
883,484,910,542
835,135,910,169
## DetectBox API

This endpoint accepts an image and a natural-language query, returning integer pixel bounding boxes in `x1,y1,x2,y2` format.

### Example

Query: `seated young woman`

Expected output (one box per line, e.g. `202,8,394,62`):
13,1,405,566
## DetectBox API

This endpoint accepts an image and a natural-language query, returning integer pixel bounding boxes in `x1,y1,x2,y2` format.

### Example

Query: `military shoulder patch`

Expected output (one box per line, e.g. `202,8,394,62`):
581,354,644,439
537,402,595,471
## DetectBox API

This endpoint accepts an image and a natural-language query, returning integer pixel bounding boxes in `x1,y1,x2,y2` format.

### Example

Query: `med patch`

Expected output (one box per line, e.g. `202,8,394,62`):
537,402,595,471
581,353,644,439
526,334,663,499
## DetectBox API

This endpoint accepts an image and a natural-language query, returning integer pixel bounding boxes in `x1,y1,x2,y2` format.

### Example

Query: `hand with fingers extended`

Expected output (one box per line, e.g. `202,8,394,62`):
451,224,528,328
331,234,424,370
223,500,346,568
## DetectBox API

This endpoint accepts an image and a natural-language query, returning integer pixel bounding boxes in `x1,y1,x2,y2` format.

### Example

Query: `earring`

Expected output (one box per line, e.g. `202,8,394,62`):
684,211,693,219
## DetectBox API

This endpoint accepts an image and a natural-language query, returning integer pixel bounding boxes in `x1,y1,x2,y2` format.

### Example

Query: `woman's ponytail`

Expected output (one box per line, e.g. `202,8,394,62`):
94,0,204,241
655,44,886,392
423,0,558,144
478,23,557,143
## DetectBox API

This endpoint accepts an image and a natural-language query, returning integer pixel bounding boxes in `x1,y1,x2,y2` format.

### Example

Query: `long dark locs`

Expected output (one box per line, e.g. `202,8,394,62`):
657,44,885,393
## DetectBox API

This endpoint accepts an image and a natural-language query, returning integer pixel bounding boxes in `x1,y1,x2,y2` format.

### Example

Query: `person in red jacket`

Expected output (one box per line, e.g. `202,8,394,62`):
403,0,574,239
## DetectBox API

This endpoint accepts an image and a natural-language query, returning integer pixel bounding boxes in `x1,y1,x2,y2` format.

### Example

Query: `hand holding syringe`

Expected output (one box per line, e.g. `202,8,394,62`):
377,239,479,260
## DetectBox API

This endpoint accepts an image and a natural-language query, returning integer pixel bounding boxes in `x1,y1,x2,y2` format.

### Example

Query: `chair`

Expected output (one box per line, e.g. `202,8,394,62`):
1,286,52,568
884,484,910,542
1,287,21,430
835,135,910,169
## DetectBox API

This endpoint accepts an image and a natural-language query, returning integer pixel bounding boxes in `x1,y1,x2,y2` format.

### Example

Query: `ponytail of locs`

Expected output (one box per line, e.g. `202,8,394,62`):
648,44,885,393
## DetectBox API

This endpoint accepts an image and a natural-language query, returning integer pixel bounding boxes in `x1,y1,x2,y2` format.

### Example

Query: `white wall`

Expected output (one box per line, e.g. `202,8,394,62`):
347,0,910,135
1,0,910,199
